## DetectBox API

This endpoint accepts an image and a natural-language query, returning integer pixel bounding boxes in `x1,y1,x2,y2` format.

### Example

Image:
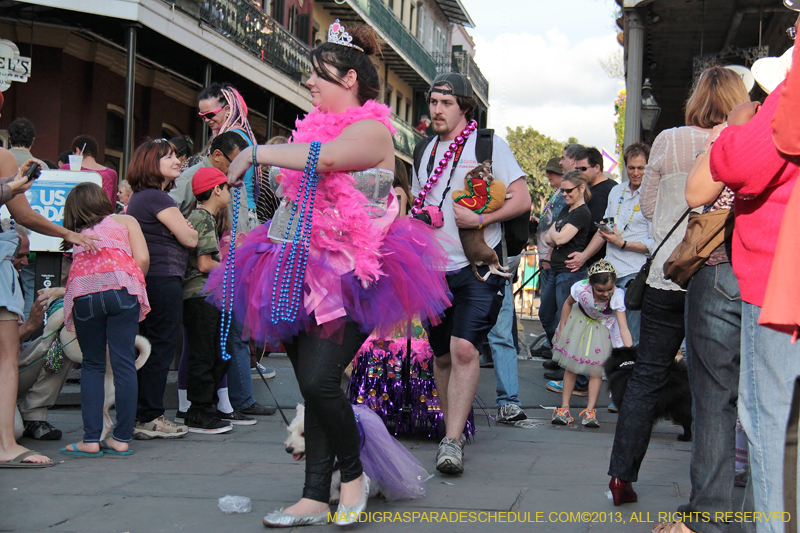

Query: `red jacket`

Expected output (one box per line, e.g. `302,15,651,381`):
710,81,799,308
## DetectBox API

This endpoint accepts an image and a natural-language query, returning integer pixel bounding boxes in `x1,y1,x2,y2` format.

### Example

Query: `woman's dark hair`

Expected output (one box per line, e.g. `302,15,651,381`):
70,135,99,158
311,24,382,105
197,82,229,106
393,158,412,211
57,150,72,167
560,170,592,204
170,135,194,158
589,271,617,286
126,139,177,193
61,182,113,250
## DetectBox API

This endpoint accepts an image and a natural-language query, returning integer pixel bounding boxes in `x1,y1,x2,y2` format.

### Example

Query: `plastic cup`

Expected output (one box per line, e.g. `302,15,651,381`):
68,155,83,171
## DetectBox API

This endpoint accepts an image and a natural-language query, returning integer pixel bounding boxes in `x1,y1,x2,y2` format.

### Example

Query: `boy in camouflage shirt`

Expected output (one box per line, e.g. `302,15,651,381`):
182,167,235,434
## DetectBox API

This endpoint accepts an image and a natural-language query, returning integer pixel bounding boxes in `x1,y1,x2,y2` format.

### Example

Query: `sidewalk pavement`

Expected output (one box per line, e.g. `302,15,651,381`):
2,350,750,533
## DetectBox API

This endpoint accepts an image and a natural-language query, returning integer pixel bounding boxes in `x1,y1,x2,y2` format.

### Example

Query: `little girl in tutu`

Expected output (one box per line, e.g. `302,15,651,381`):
551,259,632,428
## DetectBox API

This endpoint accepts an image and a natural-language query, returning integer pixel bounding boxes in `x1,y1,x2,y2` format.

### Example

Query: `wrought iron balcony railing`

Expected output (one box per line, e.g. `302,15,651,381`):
451,50,489,102
348,0,438,81
390,114,424,157
196,0,311,82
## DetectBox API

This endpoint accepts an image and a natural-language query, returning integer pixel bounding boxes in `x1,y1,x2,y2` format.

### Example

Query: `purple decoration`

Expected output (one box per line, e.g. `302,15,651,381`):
439,158,449,168
433,167,444,176
461,129,470,137
444,151,453,159
449,142,458,151
455,135,465,144
418,190,428,200
423,183,432,191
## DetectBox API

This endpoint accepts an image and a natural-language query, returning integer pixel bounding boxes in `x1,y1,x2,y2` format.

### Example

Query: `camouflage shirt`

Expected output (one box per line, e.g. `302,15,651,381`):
183,207,219,300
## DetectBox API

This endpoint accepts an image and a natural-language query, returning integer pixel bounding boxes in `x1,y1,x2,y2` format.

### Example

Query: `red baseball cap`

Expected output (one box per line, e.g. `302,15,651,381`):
192,166,228,196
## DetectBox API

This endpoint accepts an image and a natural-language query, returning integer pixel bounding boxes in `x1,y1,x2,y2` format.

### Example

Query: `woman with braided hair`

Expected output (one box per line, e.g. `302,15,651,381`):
198,83,277,230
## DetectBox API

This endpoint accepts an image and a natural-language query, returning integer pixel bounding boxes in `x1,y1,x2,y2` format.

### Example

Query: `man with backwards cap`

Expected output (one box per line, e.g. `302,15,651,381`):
411,72,530,475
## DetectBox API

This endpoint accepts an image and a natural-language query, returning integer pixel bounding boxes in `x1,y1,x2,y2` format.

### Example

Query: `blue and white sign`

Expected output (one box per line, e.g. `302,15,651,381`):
0,169,102,252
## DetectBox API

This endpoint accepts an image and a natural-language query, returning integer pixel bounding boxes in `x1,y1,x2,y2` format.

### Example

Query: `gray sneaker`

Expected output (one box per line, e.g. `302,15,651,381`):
580,409,600,428
436,437,464,475
497,403,527,423
551,407,574,426
133,415,189,440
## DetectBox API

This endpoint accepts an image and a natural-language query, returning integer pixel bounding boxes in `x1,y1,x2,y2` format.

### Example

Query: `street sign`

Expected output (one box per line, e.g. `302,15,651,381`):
0,38,31,91
0,169,102,251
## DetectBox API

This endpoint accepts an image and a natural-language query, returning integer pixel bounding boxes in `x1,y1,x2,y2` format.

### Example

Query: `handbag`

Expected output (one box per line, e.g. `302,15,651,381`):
624,208,691,310
663,208,734,289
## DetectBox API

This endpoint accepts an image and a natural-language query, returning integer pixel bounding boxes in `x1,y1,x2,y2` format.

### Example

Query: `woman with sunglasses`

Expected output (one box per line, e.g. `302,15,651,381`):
126,139,198,440
539,171,593,350
197,83,270,231
207,20,450,527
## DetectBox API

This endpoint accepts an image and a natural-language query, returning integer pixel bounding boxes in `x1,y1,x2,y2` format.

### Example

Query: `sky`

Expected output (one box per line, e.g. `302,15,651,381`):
459,0,623,158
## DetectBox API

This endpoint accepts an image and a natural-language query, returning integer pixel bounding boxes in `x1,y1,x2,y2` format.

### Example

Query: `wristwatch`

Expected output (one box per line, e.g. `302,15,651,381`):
621,240,628,250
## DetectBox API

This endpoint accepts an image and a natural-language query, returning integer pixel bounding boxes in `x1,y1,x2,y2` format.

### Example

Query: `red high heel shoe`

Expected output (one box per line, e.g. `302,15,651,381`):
609,477,638,506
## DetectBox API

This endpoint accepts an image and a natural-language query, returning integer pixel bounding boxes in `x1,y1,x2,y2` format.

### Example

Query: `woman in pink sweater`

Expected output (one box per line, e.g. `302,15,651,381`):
709,33,800,528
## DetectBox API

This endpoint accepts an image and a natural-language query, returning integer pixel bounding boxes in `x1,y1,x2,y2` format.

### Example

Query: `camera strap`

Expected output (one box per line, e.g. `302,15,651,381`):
424,138,467,210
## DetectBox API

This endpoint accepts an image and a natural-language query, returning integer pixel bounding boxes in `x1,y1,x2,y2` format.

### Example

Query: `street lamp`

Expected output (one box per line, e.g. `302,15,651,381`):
640,78,661,135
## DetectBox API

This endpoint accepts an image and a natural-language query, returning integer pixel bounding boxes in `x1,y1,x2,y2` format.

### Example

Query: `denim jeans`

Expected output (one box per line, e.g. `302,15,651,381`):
488,282,520,407
226,314,256,411
609,285,686,481
616,272,641,346
538,267,556,347
72,289,140,443
138,276,183,423
683,264,753,533
739,302,800,533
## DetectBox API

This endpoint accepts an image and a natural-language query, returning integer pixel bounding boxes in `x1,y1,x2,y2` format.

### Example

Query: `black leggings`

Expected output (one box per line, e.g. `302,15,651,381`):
285,322,368,503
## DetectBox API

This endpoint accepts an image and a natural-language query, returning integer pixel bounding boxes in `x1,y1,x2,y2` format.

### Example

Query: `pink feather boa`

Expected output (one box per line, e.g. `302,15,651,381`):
279,100,396,284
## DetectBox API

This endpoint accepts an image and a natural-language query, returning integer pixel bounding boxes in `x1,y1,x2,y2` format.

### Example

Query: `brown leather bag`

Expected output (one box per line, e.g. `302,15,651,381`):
663,208,734,289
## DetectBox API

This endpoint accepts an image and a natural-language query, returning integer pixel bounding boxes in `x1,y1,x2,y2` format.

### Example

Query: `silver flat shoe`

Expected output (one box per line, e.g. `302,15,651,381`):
262,509,329,528
333,474,370,526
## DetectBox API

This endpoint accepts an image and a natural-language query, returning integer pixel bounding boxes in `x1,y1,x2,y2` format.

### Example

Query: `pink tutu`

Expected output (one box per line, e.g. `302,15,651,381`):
205,217,451,347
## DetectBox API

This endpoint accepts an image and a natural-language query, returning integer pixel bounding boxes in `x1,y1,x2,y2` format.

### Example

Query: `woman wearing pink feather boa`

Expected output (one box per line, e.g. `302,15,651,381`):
207,21,450,527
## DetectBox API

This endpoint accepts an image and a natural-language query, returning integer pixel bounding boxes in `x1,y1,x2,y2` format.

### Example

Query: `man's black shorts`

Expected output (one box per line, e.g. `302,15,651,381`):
426,252,506,357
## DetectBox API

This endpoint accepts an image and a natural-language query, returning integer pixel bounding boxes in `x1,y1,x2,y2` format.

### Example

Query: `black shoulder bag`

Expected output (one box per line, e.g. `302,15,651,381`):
624,208,691,310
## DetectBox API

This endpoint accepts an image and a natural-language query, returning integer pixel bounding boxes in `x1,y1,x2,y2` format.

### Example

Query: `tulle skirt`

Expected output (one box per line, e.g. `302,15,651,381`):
205,217,451,347
354,404,431,501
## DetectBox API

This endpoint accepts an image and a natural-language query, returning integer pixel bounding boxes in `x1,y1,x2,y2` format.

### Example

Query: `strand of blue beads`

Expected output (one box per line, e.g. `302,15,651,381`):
271,141,321,325
219,182,241,360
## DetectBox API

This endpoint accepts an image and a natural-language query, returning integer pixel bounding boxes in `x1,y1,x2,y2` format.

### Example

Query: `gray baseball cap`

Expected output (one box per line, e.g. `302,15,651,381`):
428,72,474,99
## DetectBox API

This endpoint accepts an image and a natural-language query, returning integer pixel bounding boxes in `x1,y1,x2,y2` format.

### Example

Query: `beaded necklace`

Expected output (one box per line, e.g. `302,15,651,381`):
410,120,478,215
219,185,241,360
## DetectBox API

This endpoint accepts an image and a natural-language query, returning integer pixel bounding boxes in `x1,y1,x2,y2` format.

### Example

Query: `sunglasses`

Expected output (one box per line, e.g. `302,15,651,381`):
198,106,225,120
560,186,579,195
574,166,589,172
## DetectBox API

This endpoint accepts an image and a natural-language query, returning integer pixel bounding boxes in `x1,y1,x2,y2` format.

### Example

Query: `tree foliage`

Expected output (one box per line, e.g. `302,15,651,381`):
505,126,578,213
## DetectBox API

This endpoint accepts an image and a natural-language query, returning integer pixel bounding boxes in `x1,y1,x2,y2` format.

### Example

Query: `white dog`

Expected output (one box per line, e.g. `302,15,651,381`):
284,404,430,503
26,298,151,441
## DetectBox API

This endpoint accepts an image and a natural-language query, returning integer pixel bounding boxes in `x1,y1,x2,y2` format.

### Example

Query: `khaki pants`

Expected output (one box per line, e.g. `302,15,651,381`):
17,336,73,422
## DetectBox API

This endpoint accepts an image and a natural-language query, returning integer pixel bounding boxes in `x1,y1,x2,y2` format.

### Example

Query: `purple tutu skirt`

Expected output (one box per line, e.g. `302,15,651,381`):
354,404,431,500
205,217,451,347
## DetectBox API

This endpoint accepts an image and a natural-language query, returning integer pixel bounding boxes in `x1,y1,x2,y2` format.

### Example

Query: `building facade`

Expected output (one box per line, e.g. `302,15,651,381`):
0,0,488,172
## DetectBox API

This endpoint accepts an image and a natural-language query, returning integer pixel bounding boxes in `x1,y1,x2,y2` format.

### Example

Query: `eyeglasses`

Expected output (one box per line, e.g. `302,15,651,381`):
221,152,233,164
198,106,225,120
560,186,578,195
787,26,797,40
575,166,589,172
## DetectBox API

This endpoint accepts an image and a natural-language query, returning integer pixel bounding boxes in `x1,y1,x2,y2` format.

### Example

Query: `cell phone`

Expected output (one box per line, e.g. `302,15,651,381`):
24,162,41,182
595,221,613,234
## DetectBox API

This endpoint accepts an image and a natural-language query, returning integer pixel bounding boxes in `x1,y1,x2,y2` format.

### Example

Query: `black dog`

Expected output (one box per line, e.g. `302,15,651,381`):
603,346,693,442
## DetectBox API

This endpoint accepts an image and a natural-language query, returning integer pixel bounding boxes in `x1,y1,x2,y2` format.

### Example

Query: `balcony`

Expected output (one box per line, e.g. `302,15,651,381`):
347,0,438,82
434,50,489,105
195,0,311,82
390,114,425,157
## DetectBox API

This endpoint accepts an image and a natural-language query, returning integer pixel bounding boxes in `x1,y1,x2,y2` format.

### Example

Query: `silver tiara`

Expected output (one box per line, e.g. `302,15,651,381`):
327,20,364,52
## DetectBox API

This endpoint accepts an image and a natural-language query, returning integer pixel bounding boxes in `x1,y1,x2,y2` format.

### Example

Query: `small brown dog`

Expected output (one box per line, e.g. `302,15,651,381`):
452,161,513,282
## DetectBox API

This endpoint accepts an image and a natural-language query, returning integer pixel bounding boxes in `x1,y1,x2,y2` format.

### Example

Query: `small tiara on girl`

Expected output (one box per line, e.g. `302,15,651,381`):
588,259,616,276
328,20,364,52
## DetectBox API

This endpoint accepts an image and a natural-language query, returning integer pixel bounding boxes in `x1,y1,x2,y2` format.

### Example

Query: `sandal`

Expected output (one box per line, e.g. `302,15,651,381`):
99,439,134,456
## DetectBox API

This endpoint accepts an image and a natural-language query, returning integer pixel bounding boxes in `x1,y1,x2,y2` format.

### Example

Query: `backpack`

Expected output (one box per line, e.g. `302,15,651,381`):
412,128,529,260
